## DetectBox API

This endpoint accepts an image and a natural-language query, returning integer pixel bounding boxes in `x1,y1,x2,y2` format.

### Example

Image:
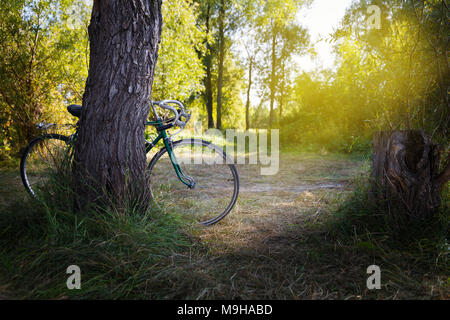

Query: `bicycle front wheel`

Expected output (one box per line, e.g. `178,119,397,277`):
20,134,71,198
147,139,239,226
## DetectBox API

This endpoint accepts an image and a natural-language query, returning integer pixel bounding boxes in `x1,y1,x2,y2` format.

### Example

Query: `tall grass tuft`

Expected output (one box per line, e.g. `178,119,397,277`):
0,155,193,299
328,169,449,260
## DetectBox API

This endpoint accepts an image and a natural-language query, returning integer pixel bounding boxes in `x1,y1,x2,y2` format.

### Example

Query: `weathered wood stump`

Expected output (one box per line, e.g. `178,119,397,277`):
371,131,448,225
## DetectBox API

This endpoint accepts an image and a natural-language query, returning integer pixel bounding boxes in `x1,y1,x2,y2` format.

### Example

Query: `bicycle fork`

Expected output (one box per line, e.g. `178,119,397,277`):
162,135,196,189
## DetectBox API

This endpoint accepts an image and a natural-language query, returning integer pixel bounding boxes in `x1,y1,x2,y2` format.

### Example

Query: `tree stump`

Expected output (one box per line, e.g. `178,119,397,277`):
371,130,448,225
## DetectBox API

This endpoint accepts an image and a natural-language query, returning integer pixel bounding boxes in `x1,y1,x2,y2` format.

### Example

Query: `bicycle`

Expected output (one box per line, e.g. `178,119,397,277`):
20,100,239,226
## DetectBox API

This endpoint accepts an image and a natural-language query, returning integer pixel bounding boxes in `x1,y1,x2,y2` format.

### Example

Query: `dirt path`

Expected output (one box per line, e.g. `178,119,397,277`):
234,152,365,223
167,152,372,299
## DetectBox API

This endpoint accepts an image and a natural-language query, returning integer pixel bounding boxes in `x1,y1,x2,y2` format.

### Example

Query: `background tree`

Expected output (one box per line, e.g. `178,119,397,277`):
195,0,253,129
276,24,309,121
197,0,216,128
334,0,449,143
212,51,245,128
215,0,226,129
237,0,263,131
241,36,258,131
255,0,310,128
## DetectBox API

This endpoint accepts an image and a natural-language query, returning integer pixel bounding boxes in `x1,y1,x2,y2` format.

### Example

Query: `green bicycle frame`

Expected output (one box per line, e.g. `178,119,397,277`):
64,119,193,189
145,119,194,188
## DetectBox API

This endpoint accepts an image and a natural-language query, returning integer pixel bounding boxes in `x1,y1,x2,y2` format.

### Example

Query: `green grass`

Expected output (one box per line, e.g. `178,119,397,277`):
0,165,194,299
0,201,196,299
329,174,449,246
321,174,449,299
0,151,448,299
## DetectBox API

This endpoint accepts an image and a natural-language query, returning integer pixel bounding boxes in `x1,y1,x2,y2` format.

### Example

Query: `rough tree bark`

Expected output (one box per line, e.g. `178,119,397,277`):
74,0,162,209
371,130,449,223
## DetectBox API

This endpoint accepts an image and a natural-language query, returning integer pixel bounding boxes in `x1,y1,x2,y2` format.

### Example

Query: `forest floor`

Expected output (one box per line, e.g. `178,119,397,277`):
0,151,448,299
175,152,448,299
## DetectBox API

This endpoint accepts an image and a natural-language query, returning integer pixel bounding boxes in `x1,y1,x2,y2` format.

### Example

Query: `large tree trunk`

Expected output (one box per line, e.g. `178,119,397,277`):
74,0,162,209
216,0,225,130
371,130,448,224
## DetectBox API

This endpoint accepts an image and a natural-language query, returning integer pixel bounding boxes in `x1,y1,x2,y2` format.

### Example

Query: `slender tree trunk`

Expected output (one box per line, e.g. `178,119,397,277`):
269,30,276,129
370,130,449,226
279,61,285,121
279,93,283,120
203,4,214,128
22,22,41,148
74,0,162,209
216,0,225,130
205,58,215,128
245,58,253,131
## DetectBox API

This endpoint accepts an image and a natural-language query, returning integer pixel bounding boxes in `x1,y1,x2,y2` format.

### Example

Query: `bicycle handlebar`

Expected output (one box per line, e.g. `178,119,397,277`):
151,100,191,133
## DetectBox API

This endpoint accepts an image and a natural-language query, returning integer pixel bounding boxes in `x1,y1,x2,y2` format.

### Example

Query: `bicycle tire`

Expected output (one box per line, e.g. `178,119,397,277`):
147,138,239,226
20,134,71,198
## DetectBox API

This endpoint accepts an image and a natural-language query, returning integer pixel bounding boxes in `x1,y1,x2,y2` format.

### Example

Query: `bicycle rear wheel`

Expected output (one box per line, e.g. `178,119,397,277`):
20,134,71,198
147,139,239,226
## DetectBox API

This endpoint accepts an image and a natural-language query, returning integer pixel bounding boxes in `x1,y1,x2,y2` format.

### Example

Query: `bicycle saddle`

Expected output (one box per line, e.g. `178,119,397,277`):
67,104,82,118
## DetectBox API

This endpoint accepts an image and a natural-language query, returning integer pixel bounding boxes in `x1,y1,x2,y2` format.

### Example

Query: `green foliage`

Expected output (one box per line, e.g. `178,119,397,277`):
254,0,310,127
152,0,205,101
211,52,245,129
278,0,449,153
335,0,449,140
0,0,209,159
1,0,447,158
193,0,252,129
0,157,192,299
329,172,449,247
279,72,371,153
0,0,90,155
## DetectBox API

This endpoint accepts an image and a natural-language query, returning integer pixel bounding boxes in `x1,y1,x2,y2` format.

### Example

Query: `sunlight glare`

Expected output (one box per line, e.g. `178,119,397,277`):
295,0,354,72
